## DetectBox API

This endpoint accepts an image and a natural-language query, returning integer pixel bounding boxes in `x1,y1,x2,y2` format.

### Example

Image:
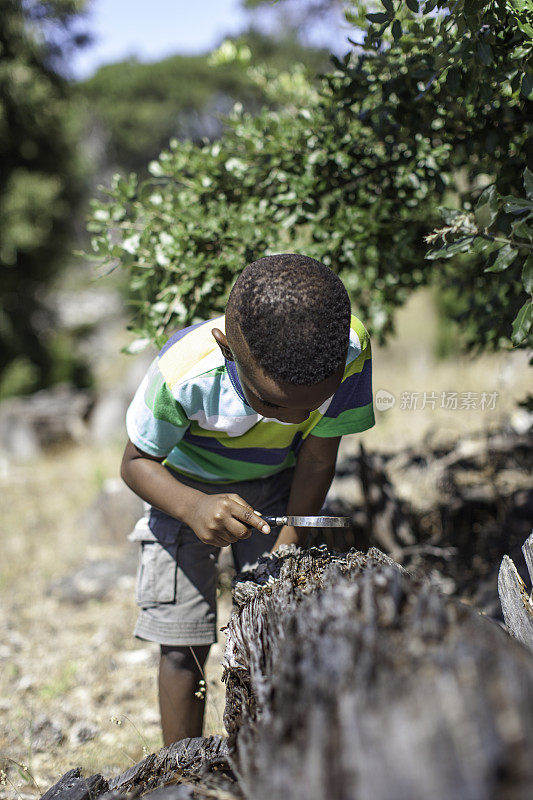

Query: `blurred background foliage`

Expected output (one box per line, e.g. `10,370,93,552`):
88,0,533,357
1,0,532,399
76,29,330,174
0,0,91,398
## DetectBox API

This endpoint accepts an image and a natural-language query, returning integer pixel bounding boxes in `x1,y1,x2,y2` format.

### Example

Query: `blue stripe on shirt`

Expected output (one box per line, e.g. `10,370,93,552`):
323,358,372,418
181,427,303,465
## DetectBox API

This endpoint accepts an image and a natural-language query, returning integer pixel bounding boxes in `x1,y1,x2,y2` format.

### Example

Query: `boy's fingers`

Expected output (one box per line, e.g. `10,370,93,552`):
213,530,238,546
227,495,270,534
226,515,260,540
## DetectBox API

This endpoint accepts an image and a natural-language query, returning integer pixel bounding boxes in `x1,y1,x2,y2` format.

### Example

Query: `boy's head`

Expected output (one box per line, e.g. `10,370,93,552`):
212,253,350,424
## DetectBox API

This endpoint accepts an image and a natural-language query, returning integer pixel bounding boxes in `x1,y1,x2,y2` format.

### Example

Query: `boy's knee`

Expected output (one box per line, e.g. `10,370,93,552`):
160,644,210,673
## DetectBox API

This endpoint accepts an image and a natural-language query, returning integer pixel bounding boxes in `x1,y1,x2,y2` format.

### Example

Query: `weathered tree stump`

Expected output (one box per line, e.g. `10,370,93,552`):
222,545,533,800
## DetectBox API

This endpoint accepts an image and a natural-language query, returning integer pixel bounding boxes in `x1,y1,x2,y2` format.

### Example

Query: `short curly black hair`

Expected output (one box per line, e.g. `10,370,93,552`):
226,253,351,385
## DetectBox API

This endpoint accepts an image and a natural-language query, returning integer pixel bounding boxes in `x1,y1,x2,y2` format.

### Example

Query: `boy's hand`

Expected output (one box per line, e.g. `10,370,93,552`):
187,493,271,548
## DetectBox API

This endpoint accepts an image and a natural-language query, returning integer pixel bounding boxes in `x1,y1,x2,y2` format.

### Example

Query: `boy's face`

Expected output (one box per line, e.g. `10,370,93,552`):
211,326,345,424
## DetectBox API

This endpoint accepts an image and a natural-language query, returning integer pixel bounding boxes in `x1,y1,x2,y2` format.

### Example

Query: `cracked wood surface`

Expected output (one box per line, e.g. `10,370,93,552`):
498,532,533,652
223,545,533,800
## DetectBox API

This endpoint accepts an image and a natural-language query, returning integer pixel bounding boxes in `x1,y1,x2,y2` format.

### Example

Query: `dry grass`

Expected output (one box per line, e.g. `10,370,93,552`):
0,442,229,798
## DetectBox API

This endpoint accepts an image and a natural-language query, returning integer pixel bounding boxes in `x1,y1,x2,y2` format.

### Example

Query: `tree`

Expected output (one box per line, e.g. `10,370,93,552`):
76,30,330,174
242,0,350,44
87,1,532,359
0,0,88,397
344,0,533,350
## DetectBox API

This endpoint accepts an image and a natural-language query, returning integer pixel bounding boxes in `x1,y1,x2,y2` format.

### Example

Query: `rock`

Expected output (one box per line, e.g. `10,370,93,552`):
50,289,123,331
69,722,99,748
89,393,128,446
88,350,154,446
0,413,40,461
117,649,154,667
0,385,93,461
79,478,144,545
16,675,35,692
510,409,533,435
47,554,137,604
30,715,64,752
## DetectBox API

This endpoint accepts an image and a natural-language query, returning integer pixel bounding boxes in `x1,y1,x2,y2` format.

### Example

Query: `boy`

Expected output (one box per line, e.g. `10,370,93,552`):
121,253,375,745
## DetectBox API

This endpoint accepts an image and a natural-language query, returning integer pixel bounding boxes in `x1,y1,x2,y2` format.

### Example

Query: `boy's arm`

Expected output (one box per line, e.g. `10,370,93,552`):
271,434,342,550
121,440,270,547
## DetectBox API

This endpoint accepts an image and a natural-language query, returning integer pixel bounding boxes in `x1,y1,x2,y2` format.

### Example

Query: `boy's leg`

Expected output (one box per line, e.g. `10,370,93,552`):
159,644,210,745
130,505,219,744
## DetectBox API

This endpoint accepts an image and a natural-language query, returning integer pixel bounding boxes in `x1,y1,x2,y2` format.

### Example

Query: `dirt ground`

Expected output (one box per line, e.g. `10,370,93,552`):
0,443,231,798
1,290,531,798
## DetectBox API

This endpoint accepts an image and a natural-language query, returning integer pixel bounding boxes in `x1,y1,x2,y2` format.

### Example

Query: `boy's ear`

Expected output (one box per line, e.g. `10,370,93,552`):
211,327,234,361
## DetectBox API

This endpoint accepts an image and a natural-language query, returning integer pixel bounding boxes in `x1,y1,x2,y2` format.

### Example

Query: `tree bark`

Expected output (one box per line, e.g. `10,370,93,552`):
223,544,533,800
40,540,533,800
498,532,533,652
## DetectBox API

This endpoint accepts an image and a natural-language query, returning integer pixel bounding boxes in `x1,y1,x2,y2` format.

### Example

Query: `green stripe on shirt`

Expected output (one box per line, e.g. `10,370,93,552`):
146,369,189,427
310,404,375,437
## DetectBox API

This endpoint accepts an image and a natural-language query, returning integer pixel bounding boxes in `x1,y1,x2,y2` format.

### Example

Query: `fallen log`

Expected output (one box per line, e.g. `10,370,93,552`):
39,736,239,800
40,542,533,800
327,428,532,615
222,545,533,800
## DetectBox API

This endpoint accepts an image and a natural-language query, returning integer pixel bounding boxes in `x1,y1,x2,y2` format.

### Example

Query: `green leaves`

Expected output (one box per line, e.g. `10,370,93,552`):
366,12,390,24
426,239,474,260
502,195,533,214
474,186,499,229
485,244,518,272
512,301,533,344
392,19,402,41
522,254,533,294
425,163,532,350
524,167,533,199
477,41,493,66
522,71,533,97
1,0,87,394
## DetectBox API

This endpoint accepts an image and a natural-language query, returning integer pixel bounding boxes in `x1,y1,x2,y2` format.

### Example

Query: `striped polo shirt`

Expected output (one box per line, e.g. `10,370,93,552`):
126,314,374,483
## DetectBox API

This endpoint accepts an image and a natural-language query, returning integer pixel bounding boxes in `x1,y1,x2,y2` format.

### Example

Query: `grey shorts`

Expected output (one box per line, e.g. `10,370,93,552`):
129,467,294,647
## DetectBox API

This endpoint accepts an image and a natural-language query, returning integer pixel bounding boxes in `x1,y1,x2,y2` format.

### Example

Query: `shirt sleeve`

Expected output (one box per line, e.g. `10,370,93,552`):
310,330,375,438
126,357,190,457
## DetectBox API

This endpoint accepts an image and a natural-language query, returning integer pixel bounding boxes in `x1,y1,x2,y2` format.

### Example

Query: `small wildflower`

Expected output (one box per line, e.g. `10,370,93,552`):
0,770,7,786
110,716,122,726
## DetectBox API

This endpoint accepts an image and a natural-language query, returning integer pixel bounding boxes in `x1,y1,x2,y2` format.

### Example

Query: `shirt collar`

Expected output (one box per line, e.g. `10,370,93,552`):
225,358,252,407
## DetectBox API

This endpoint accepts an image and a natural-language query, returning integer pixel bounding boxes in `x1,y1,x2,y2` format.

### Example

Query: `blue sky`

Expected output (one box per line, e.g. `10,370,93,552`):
72,0,349,79
73,0,251,78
